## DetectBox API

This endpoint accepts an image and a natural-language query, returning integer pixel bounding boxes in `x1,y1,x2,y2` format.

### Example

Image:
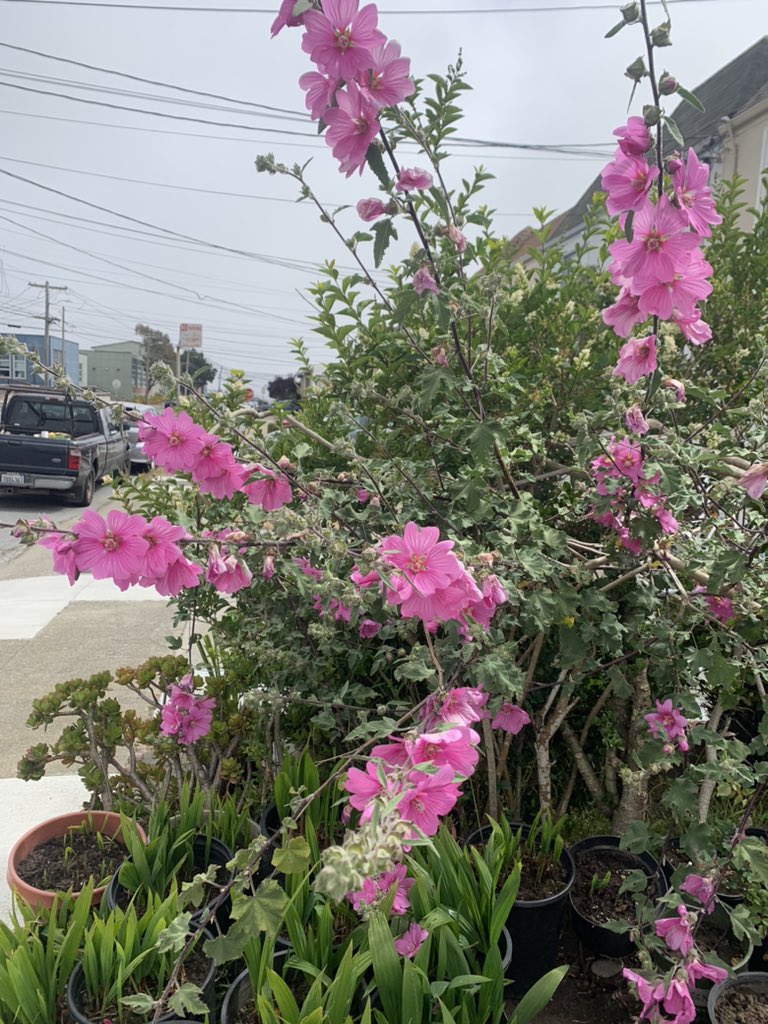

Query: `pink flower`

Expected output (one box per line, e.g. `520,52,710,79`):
358,40,414,109
350,565,378,587
679,873,716,912
322,82,380,177
141,516,187,579
271,0,306,36
328,598,352,623
359,618,382,638
241,464,293,511
645,699,688,750
602,287,646,338
662,978,696,1024
685,959,727,984
674,311,712,345
431,345,448,366
356,198,387,222
655,905,695,956
705,594,735,623
622,969,665,1020
345,761,390,818
601,154,659,216
613,333,657,384
609,437,644,483
468,573,508,629
138,408,204,473
625,405,649,436
152,555,203,597
396,167,433,192
492,703,531,735
609,196,699,288
356,488,371,503
206,551,253,595
377,864,414,915
301,0,386,80
370,737,409,768
410,726,480,776
673,148,722,236
161,684,215,745
738,463,768,500
613,116,652,156
394,922,428,959
662,377,686,403
425,687,488,728
638,262,712,321
298,70,339,121
447,223,467,253
655,507,679,535
399,766,462,836
295,557,324,580
39,532,79,585
413,267,438,296
378,522,463,598
72,509,149,581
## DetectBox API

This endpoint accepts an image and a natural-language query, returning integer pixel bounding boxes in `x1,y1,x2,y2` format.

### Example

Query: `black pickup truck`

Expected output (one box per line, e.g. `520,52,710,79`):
0,385,130,506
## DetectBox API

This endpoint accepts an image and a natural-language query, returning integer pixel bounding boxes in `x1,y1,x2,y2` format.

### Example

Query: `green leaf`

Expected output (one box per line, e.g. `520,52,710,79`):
366,145,391,190
368,911,402,1023
664,116,684,147
676,85,704,112
168,981,209,1018
122,993,156,1013
605,19,625,37
393,287,418,325
155,912,192,954
373,219,398,269
510,965,568,1024
624,209,635,243
273,836,312,875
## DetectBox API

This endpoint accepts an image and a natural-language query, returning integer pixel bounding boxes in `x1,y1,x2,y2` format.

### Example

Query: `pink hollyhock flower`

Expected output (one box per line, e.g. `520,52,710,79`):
602,287,646,338
271,0,306,36
609,437,644,483
396,167,433,192
378,522,464,598
705,594,735,623
673,148,722,236
674,311,712,345
738,463,768,500
613,116,652,156
358,40,414,109
190,432,233,481
356,198,387,222
425,687,488,728
656,905,695,956
295,557,324,581
328,598,352,623
679,873,716,912
622,969,665,1020
38,532,79,585
357,487,371,502
161,684,215,745
72,509,149,581
662,978,696,1024
141,516,187,578
301,0,386,80
492,703,531,735
241,463,293,510
385,569,480,624
395,923,428,959
348,876,378,913
655,507,679,535
618,527,644,557
359,618,382,638
345,761,391,818
601,153,659,216
350,565,379,588
262,555,276,581
205,551,253,595
447,223,467,253
377,864,415,914
625,405,649,436
645,699,688,748
413,267,438,296
609,196,699,288
298,70,339,121
371,737,410,767
399,766,462,836
323,83,380,177
152,555,202,597
138,408,204,473
638,262,712,321
613,333,657,384
685,959,728,984
410,726,480,776
662,376,686,403
468,574,508,629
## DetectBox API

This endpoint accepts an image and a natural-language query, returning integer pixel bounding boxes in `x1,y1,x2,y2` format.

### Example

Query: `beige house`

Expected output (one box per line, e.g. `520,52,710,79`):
718,81,768,221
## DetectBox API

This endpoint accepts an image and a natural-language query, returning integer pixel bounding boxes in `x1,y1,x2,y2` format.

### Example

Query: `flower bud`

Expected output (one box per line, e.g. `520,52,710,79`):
620,2,639,22
651,21,672,46
659,72,678,95
643,104,661,127
625,56,647,82
666,153,683,175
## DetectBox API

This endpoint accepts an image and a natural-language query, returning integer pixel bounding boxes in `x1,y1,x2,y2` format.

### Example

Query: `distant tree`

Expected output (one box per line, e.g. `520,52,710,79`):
267,374,299,404
135,323,175,398
182,349,216,391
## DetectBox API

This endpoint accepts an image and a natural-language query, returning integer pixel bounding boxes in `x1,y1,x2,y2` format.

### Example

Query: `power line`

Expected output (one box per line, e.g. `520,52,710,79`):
0,0,735,11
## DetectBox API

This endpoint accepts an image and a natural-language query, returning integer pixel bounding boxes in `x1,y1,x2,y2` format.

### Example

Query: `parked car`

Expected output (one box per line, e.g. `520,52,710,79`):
0,385,130,505
123,402,156,469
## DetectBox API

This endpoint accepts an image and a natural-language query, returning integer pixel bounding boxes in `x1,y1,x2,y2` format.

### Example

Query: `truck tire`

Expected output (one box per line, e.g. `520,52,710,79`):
72,469,95,507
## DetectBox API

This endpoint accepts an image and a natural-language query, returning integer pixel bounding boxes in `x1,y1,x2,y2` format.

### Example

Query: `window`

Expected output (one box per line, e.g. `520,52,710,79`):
759,127,768,208
0,355,27,379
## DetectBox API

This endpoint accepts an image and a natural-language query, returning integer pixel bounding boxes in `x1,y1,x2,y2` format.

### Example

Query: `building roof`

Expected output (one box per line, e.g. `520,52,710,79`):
551,36,768,243
504,214,567,263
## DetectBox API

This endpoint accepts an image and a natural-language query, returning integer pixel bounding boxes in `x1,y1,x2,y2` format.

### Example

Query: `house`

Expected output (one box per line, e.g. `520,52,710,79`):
84,340,148,400
545,37,768,259
0,333,80,385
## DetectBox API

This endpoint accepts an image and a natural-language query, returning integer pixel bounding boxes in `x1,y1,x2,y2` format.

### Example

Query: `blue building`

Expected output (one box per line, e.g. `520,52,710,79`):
0,333,80,385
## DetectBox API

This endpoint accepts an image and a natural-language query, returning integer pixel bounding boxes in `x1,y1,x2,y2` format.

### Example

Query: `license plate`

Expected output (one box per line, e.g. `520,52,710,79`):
0,473,25,485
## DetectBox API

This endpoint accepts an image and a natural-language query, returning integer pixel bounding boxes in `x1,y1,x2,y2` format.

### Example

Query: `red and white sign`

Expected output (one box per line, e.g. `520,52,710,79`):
179,323,203,349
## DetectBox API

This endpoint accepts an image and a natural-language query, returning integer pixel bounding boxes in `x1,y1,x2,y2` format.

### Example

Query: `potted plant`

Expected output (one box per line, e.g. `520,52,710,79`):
569,835,667,957
707,971,768,1023
6,810,146,911
460,814,574,996
66,890,216,1023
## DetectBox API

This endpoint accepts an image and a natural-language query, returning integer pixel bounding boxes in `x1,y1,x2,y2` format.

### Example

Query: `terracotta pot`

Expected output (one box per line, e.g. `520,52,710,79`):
6,810,147,911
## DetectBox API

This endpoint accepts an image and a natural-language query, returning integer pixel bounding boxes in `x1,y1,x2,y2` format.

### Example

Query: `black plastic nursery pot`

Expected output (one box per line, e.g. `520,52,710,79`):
107,833,235,932
707,971,768,1024
463,823,575,998
569,835,666,959
66,936,217,1024
220,950,291,1024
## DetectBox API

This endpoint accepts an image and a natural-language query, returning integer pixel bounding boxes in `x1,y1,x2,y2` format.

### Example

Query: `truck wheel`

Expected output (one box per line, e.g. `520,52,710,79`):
72,470,95,507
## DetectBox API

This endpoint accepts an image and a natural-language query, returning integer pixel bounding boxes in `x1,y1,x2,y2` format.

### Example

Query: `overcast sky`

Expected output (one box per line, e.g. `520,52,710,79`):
1,0,766,392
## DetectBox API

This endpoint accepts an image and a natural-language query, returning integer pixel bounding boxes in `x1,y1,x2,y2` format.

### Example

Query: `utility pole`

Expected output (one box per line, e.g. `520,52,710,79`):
29,281,67,385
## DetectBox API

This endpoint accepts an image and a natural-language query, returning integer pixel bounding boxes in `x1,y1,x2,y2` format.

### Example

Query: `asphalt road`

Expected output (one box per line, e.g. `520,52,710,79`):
0,483,114,565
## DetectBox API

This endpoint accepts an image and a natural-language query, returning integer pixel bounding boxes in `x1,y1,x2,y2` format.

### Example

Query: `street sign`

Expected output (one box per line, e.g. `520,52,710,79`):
243,387,254,401
179,323,203,349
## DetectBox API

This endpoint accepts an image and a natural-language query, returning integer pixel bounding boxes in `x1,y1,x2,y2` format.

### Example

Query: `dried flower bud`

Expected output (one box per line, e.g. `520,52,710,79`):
651,21,672,47
625,56,647,82
643,104,662,127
